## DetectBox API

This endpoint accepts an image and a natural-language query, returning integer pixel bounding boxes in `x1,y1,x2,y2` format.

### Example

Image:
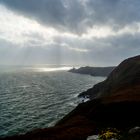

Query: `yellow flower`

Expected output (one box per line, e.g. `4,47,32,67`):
99,128,121,140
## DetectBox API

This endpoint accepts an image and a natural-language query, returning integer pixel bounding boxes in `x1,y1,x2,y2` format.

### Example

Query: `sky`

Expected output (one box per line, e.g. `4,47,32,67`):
0,0,140,66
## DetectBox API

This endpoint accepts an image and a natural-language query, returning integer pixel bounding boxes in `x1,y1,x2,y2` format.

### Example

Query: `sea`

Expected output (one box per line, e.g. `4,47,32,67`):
0,65,106,137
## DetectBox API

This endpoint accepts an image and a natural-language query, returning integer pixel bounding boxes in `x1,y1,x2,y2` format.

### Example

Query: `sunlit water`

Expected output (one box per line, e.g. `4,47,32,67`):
0,66,106,137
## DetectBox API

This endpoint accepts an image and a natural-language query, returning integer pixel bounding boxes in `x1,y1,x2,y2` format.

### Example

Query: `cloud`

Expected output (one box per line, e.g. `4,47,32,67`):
1,0,140,34
0,0,140,66
0,0,87,34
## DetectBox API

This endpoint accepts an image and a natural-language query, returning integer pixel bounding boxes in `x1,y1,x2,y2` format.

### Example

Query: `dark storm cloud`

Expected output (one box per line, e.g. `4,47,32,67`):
0,0,86,33
87,0,140,29
1,0,140,33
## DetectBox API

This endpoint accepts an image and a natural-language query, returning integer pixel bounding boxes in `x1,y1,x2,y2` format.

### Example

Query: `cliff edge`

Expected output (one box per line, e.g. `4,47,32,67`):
79,55,140,99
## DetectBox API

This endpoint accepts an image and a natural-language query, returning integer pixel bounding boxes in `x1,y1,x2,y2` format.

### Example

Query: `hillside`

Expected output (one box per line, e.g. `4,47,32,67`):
79,55,140,99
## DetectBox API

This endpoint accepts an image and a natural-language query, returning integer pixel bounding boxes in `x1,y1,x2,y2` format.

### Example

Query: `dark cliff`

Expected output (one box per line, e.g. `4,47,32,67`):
79,55,140,99
1,55,140,140
69,66,115,76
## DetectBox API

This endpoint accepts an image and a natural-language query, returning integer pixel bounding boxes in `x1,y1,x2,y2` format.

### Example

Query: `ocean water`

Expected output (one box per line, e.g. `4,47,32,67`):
0,66,106,137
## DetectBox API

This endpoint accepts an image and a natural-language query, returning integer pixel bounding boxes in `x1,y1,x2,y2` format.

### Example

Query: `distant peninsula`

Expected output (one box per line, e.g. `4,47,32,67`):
69,66,115,76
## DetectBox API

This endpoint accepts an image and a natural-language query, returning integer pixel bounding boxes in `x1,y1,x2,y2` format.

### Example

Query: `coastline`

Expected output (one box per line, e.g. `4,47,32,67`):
1,55,140,140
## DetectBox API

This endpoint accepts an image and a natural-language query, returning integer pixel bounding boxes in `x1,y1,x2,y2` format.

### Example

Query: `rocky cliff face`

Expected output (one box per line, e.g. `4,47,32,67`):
1,55,140,140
